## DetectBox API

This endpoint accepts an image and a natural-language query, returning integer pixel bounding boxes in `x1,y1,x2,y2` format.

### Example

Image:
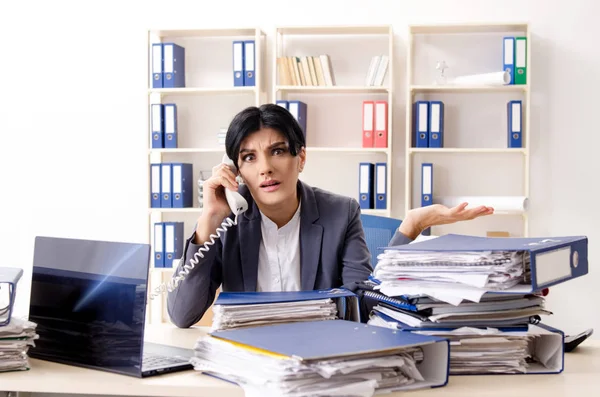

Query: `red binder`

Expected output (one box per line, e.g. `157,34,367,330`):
374,100,388,148
362,101,374,147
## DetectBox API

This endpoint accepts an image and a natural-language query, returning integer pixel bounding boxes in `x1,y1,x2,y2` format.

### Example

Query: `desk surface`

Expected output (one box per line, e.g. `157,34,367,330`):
1,324,599,397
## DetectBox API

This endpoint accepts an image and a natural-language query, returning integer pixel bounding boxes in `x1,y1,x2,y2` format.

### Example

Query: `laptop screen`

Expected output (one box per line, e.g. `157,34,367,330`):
29,236,150,377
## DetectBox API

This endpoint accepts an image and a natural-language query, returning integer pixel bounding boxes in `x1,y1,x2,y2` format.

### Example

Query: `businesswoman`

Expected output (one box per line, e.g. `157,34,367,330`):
166,104,493,328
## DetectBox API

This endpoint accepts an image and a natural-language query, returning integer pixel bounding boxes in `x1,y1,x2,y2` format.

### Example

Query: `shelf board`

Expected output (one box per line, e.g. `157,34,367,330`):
150,28,263,38
411,84,527,93
276,85,389,94
148,87,256,95
409,148,526,154
149,208,203,213
150,147,389,154
409,22,528,35
276,25,391,36
150,148,224,154
361,209,390,216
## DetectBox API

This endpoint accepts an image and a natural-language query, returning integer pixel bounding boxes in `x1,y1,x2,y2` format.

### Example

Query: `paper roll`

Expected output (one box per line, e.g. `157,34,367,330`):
450,71,511,86
434,196,529,214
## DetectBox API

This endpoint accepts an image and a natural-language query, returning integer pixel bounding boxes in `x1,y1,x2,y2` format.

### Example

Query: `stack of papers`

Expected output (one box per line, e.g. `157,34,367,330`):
0,317,38,373
191,320,449,397
211,298,338,332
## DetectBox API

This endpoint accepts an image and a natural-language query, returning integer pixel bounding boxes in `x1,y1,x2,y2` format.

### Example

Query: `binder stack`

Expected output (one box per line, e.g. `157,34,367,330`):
363,233,588,375
0,267,39,373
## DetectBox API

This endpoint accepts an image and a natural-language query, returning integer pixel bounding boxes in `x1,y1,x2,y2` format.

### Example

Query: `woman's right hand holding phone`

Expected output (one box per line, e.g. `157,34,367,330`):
194,162,239,244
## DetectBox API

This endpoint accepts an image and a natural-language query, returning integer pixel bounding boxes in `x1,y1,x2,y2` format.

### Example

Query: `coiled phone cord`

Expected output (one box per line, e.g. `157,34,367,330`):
148,214,238,301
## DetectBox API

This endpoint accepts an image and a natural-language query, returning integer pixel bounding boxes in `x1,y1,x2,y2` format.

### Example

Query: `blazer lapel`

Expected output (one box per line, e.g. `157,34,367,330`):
299,181,323,290
239,201,262,292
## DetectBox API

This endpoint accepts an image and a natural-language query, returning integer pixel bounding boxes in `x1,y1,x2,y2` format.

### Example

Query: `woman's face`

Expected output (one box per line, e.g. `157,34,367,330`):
236,127,306,208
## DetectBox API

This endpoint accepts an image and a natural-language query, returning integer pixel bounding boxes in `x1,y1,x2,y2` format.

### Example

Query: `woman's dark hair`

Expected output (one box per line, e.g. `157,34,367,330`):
225,103,306,169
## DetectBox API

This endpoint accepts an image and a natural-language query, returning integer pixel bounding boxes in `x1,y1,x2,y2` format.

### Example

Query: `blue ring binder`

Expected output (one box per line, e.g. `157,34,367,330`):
0,267,23,326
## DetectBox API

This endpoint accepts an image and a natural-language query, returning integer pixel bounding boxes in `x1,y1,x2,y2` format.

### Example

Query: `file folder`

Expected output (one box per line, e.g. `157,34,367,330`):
515,37,527,85
232,41,244,87
362,100,374,148
374,100,388,148
414,101,429,147
0,267,23,326
215,288,361,322
164,221,184,268
243,40,255,86
288,100,307,138
163,43,186,88
164,103,178,149
503,37,515,85
507,100,522,148
171,162,193,208
429,101,444,148
160,163,172,207
151,43,163,88
375,162,387,209
150,163,161,208
153,222,164,268
150,104,164,148
359,162,374,209
209,319,450,391
421,163,433,207
381,233,588,293
275,100,288,109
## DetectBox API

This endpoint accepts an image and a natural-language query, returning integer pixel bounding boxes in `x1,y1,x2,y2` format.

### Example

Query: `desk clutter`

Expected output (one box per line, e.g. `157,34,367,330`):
0,267,38,373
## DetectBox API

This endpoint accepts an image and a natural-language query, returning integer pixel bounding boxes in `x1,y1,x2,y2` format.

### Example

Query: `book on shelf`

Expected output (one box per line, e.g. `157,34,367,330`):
277,55,335,86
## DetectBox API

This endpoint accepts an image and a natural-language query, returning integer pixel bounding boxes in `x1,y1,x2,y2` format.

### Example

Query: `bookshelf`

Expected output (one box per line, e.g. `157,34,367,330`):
272,25,394,217
404,22,531,238
146,27,266,324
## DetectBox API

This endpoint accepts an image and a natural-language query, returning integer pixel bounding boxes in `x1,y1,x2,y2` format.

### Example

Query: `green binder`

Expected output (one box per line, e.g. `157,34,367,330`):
515,37,527,85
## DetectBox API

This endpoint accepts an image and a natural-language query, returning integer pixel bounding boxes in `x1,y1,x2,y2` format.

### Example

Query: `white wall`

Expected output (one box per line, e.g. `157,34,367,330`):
1,0,598,340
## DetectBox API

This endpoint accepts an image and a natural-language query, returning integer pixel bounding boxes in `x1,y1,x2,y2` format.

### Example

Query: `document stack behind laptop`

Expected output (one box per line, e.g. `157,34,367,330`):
191,288,451,396
0,267,39,373
364,233,589,375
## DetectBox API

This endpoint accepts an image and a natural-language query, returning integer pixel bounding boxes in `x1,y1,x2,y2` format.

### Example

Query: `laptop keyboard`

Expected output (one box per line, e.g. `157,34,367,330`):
142,353,188,368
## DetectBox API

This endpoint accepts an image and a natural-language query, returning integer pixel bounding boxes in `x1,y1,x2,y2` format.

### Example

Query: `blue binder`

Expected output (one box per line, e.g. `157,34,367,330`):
359,162,374,209
243,40,255,86
507,100,522,148
163,103,178,148
0,267,23,326
150,163,161,208
232,41,245,87
381,233,588,293
151,43,163,88
171,162,193,208
275,100,288,109
164,221,184,268
210,319,449,389
215,289,361,322
428,101,444,148
287,100,307,137
414,101,429,147
153,222,164,268
162,43,185,88
160,163,172,208
421,162,433,207
503,37,515,85
375,162,387,209
150,104,164,148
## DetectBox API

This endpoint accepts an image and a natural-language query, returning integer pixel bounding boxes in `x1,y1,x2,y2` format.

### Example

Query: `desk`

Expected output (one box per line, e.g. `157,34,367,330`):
1,324,599,397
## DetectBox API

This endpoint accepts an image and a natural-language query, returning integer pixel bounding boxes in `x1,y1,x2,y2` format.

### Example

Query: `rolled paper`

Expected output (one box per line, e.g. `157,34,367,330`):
434,196,529,214
450,71,511,86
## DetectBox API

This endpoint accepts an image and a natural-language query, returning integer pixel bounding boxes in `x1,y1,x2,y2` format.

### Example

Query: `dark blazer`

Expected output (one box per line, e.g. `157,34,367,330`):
166,180,411,328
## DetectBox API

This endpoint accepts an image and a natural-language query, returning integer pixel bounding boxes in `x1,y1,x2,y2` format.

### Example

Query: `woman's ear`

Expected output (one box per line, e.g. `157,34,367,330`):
298,147,307,172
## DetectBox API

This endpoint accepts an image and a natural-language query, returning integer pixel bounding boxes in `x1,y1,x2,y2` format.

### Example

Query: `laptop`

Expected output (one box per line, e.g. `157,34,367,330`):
28,235,194,378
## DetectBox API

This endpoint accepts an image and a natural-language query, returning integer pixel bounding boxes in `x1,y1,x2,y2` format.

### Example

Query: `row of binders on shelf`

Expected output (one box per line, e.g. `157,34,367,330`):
153,222,184,268
362,100,388,148
151,40,257,88
188,231,588,395
275,100,307,137
150,163,194,208
412,99,523,148
503,36,527,85
151,103,178,148
359,162,387,210
277,55,335,86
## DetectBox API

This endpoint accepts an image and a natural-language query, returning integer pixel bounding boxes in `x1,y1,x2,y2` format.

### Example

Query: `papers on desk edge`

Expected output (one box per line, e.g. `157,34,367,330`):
191,320,449,396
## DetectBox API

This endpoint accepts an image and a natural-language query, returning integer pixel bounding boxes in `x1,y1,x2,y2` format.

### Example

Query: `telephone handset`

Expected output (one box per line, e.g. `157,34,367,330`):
149,155,248,300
